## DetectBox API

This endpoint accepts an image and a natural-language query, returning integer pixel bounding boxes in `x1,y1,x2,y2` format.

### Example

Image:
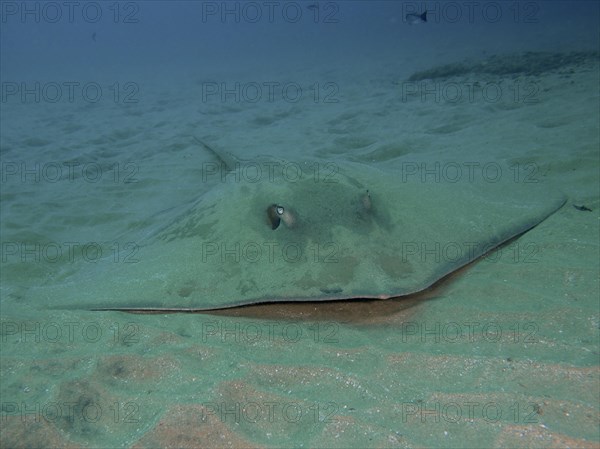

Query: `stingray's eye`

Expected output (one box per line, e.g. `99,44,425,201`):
267,204,282,230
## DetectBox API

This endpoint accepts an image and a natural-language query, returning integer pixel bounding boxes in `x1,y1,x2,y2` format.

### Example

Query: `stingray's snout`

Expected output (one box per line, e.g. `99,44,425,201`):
267,204,296,230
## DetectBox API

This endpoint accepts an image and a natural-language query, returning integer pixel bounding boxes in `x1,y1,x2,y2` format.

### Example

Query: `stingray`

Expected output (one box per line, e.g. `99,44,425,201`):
32,140,566,312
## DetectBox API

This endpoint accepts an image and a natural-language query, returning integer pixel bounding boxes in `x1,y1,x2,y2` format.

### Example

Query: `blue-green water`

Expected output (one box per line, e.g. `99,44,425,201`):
1,1,599,447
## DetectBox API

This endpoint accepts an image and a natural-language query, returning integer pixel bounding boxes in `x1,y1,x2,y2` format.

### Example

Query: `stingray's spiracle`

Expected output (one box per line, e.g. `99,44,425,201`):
361,190,372,212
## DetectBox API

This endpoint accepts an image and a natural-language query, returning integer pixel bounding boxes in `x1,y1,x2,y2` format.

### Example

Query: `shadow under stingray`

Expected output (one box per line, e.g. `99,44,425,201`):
205,264,468,325
127,263,471,326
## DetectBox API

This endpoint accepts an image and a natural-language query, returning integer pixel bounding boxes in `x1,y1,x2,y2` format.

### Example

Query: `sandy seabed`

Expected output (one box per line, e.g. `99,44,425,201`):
1,54,598,448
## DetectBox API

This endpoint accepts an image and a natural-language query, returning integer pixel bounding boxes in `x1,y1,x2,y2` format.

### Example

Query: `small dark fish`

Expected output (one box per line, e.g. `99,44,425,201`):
573,204,592,212
306,3,319,10
91,32,96,42
406,11,427,25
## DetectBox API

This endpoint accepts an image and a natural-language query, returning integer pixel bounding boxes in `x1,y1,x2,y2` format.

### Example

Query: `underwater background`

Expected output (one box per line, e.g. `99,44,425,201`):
1,1,599,447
